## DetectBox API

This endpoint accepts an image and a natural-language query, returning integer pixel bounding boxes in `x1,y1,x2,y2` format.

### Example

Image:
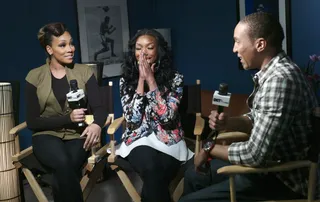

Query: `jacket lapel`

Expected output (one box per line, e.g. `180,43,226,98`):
37,63,52,113
38,63,66,115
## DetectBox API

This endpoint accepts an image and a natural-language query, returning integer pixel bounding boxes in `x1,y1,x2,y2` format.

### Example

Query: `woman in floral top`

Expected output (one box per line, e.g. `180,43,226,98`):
115,29,193,202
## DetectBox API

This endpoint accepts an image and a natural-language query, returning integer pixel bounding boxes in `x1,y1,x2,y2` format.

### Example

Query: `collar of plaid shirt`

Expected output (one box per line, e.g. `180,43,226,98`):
255,51,287,86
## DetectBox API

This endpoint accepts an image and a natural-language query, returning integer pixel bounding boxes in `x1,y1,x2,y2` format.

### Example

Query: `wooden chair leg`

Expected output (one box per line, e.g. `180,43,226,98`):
110,165,141,202
308,163,318,202
82,157,107,201
22,168,49,202
80,175,89,191
230,175,236,202
172,178,184,202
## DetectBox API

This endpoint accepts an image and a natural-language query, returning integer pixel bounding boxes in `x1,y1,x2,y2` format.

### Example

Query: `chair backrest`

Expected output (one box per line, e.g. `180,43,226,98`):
87,81,113,115
99,81,114,115
179,80,203,140
86,81,113,148
309,107,320,163
183,81,202,114
83,62,104,86
84,62,114,116
306,107,320,200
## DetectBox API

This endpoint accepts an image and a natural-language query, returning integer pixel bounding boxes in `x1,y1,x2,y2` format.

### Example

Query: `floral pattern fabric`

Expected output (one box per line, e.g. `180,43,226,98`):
120,73,184,146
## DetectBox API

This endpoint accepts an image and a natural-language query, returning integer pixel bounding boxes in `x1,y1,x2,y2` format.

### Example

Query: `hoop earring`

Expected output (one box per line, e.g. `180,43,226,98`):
155,60,160,72
134,60,139,71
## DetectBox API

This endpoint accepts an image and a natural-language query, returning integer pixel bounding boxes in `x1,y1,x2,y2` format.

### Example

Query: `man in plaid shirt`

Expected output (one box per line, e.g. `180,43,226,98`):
180,12,318,202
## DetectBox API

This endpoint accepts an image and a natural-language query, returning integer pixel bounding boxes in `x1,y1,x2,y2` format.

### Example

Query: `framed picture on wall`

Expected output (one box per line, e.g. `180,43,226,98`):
76,0,129,78
236,0,292,69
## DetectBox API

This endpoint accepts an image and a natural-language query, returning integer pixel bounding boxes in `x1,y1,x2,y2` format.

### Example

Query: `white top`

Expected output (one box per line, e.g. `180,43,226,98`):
115,132,194,162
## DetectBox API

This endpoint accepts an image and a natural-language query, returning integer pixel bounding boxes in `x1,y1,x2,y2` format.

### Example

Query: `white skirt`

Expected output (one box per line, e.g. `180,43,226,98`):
115,133,194,162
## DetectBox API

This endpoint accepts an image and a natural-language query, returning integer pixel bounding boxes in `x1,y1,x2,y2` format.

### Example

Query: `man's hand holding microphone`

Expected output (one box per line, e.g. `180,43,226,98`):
208,110,228,132
195,83,231,174
209,83,231,132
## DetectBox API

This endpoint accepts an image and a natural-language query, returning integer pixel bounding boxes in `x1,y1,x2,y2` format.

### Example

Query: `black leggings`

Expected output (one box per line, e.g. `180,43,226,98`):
127,146,181,202
32,135,89,202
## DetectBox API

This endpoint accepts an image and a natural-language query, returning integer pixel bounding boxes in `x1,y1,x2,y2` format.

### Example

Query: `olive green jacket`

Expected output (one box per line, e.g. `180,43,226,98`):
26,63,93,139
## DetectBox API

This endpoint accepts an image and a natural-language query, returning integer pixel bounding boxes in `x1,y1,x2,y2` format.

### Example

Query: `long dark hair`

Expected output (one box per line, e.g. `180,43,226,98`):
122,29,176,94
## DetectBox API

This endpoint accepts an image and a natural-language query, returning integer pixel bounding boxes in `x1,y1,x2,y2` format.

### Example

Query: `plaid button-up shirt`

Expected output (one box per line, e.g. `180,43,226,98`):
228,52,318,196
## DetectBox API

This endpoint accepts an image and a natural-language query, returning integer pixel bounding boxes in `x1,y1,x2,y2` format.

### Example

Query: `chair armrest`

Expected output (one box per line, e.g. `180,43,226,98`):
85,114,113,128
193,113,205,156
107,116,125,135
105,116,124,163
87,143,109,164
103,114,113,128
216,131,249,145
194,113,205,136
107,140,118,163
9,122,27,136
217,160,311,175
12,146,33,162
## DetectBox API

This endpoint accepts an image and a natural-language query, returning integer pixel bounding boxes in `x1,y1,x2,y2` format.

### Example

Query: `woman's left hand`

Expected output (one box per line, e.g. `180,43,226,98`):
80,123,101,151
140,53,156,83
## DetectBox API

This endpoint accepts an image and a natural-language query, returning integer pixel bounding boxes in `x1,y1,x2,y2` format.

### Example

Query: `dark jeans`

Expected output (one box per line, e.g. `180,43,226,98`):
179,158,303,202
32,135,89,202
127,146,181,202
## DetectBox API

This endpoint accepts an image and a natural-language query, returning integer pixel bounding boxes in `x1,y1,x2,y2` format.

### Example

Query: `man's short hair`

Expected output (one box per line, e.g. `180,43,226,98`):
241,12,285,51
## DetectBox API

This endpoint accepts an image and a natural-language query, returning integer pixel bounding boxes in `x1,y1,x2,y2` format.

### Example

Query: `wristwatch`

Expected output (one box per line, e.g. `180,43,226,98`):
203,140,215,154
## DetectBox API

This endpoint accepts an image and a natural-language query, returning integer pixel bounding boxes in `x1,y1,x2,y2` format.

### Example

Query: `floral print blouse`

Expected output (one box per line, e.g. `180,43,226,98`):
120,73,184,146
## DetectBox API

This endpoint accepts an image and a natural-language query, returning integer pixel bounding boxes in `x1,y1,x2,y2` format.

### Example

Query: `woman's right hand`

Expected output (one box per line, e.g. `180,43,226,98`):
70,108,87,123
138,51,148,80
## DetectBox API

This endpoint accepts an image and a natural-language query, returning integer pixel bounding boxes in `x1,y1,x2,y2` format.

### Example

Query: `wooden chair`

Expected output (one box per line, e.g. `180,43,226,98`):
213,108,320,202
105,80,205,202
11,81,114,202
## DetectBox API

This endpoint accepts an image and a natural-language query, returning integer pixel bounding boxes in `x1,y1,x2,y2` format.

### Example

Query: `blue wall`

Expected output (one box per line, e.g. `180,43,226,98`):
127,0,254,93
1,0,320,148
1,0,81,148
291,0,320,67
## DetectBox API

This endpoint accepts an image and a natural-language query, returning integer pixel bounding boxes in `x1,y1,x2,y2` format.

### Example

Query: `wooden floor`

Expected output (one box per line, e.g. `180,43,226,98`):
23,169,143,202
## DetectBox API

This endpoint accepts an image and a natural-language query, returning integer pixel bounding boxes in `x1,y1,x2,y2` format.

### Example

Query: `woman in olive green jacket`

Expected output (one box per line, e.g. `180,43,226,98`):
25,22,107,202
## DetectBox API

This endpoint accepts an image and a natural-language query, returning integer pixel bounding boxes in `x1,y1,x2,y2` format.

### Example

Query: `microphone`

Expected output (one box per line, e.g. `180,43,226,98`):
66,80,87,127
209,83,231,137
199,84,232,173
212,83,231,113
